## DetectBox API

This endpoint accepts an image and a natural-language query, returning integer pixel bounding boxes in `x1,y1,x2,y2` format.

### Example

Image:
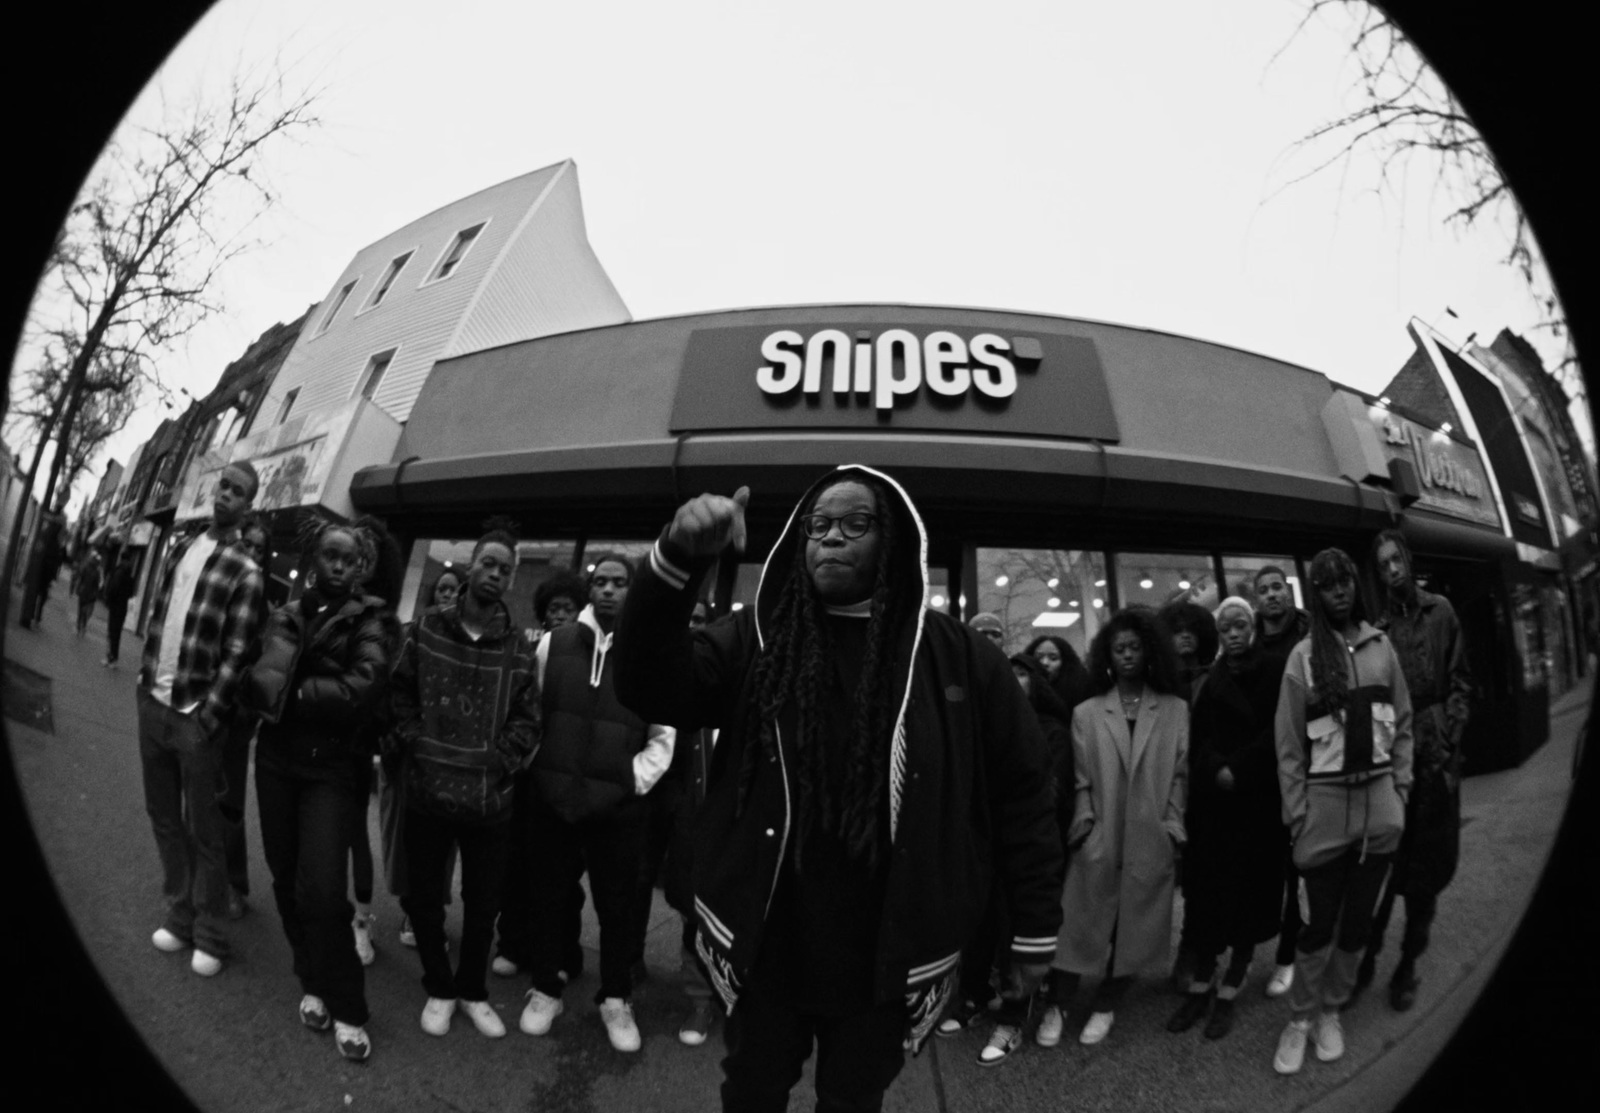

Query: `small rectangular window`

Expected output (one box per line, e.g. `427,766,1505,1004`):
365,251,413,309
316,282,356,335
428,223,486,282
277,388,300,424
358,349,396,401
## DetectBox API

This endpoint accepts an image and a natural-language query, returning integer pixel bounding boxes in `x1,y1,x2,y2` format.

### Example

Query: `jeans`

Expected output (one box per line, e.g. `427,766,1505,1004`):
1290,847,1394,1017
401,807,511,1002
136,689,231,957
721,972,908,1113
525,796,647,1003
219,719,254,895
256,760,369,1025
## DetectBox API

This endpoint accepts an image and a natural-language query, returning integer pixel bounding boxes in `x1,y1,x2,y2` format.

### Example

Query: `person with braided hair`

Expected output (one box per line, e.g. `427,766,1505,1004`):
1271,547,1413,1076
241,513,400,1062
615,465,1062,1113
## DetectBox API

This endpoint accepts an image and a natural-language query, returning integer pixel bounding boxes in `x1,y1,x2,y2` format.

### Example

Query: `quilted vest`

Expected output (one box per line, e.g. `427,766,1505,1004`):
533,622,648,822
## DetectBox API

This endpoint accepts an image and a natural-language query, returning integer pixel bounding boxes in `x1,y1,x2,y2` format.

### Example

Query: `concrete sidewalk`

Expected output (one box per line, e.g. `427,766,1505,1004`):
4,587,1591,1111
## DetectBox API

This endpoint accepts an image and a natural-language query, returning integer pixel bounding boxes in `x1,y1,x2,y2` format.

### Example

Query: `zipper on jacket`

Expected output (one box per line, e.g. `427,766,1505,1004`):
764,719,793,920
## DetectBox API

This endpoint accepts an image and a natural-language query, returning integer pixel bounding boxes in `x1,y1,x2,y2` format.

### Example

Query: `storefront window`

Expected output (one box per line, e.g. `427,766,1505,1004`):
1219,553,1304,612
1509,582,1547,692
975,548,1108,658
1115,551,1220,613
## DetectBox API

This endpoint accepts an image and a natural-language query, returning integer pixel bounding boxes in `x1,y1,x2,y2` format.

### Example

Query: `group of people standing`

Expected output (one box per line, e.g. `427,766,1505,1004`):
951,537,1471,1080
118,455,1470,1108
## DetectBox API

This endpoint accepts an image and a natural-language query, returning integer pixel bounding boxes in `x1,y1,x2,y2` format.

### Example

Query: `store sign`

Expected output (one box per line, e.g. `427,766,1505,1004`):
175,399,351,522
670,323,1120,441
1376,414,1500,528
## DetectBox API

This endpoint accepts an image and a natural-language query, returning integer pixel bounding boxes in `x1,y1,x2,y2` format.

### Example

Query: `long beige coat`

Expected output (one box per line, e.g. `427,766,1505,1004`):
1057,687,1188,977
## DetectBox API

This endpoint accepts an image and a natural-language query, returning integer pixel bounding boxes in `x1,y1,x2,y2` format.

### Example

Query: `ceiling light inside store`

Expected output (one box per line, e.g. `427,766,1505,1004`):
994,575,1009,587
443,561,452,568
1069,599,1080,607
1092,599,1103,609
731,602,744,611
288,569,298,580
1094,579,1106,587
1178,580,1190,590
1047,598,1060,608
1031,613,1081,629
1140,578,1153,590
1047,578,1059,589
931,594,946,608
959,594,967,609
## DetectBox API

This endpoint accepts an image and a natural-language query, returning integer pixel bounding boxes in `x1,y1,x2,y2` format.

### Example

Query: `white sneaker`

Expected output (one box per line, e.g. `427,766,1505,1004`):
599,997,641,1053
151,928,186,953
978,1024,1022,1066
190,949,223,977
1266,963,1295,998
491,955,520,977
299,994,332,1032
460,999,507,1039
398,917,417,948
421,997,456,1036
1035,1004,1064,1047
352,914,375,967
1313,1010,1345,1062
334,1021,371,1062
520,988,563,1035
1274,1018,1311,1074
1079,1010,1114,1045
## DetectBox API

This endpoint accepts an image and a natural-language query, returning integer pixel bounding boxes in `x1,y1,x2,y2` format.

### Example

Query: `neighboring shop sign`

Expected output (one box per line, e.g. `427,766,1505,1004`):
175,400,348,521
1375,413,1501,528
669,323,1120,440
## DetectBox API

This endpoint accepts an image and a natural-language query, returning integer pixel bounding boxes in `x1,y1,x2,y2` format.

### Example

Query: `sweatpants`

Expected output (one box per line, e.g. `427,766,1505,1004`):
1289,847,1393,1017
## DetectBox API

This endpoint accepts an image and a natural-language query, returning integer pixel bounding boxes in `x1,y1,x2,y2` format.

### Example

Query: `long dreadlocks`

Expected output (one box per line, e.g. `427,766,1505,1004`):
1307,547,1367,717
737,474,913,872
1371,528,1434,695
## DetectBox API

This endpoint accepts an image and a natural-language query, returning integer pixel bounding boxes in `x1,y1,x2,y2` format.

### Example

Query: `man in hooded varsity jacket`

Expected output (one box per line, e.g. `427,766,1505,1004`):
615,465,1063,1113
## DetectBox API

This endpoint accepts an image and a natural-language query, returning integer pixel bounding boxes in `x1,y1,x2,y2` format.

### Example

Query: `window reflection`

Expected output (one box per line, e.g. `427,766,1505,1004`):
975,548,1107,658
1219,553,1304,611
1115,551,1218,612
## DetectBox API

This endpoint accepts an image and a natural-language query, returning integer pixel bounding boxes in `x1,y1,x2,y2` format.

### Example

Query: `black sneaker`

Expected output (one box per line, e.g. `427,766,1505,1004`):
1203,997,1237,1040
1389,961,1420,1012
1165,990,1212,1033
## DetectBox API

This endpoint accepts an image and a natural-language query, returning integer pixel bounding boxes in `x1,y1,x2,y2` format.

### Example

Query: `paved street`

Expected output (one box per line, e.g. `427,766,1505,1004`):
4,588,1592,1113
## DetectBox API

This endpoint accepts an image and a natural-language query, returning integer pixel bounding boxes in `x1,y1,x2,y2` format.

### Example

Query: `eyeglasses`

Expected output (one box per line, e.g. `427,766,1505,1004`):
800,512,878,541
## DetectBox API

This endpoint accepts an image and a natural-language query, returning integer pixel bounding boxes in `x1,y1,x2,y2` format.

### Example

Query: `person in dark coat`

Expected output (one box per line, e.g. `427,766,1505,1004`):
241,515,398,1063
1024,633,1093,714
1158,599,1218,701
74,550,103,636
1166,597,1291,1041
102,547,138,667
1358,530,1472,1012
614,465,1064,1111
19,507,66,629
1253,563,1312,998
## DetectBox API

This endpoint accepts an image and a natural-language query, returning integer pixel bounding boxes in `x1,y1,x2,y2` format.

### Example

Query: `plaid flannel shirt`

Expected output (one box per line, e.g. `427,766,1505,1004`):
139,528,265,725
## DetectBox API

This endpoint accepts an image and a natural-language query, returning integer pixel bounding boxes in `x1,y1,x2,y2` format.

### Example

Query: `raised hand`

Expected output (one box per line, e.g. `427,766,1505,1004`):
667,486,750,558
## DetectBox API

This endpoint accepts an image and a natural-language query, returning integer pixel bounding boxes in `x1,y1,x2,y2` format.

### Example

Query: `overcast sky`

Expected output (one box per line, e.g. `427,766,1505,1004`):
13,0,1585,504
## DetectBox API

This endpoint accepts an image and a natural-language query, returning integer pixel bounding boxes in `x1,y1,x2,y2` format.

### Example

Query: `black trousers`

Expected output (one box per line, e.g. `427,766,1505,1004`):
526,796,647,1003
496,770,586,976
256,761,368,1025
401,807,511,1002
722,974,908,1113
105,602,129,661
1368,883,1438,965
1275,841,1304,966
628,775,685,970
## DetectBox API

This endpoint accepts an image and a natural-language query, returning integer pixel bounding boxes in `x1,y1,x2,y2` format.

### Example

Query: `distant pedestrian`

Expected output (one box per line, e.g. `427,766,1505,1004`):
18,506,66,630
243,515,399,1063
1253,564,1312,1000
1270,547,1413,1076
137,462,265,978
387,521,540,1040
75,550,104,636
1165,597,1288,1042
1358,530,1471,1012
102,548,138,667
1048,607,1187,1049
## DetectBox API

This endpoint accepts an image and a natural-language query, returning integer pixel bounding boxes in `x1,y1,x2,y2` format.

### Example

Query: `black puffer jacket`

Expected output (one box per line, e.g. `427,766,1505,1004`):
244,592,397,771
